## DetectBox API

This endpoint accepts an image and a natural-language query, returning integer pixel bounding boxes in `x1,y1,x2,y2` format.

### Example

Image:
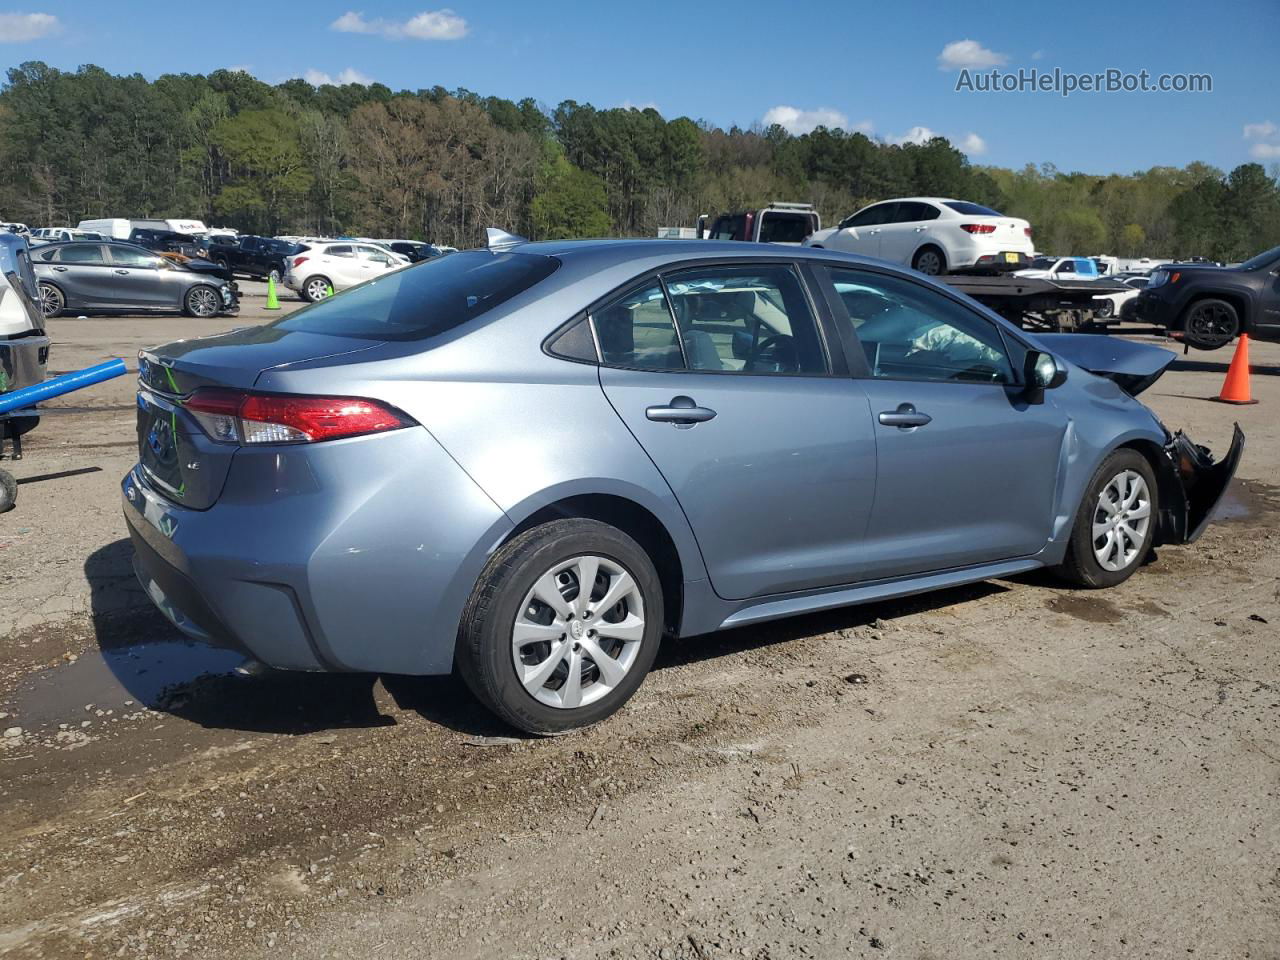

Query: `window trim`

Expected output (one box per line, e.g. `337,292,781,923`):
815,260,1029,387
566,257,840,379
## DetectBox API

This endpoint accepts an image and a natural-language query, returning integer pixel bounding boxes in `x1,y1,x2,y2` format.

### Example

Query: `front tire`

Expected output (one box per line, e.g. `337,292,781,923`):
456,518,663,734
37,281,64,318
1055,449,1158,588
184,285,221,318
1182,298,1239,350
1095,299,1114,319
912,245,946,276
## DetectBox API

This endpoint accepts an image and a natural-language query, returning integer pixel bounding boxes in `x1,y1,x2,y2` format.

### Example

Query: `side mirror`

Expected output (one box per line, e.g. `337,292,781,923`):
1023,350,1067,404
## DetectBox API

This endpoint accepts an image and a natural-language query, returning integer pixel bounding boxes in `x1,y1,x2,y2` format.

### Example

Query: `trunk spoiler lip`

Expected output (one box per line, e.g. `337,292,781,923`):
1043,334,1176,396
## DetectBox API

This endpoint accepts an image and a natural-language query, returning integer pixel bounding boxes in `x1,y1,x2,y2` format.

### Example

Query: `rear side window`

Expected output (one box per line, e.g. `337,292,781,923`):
592,283,684,370
59,244,105,264
943,201,1003,216
325,245,354,258
272,250,559,342
758,214,816,244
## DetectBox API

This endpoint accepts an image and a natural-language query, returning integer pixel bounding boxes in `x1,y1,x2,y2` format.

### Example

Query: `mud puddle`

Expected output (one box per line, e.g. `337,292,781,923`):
10,640,246,729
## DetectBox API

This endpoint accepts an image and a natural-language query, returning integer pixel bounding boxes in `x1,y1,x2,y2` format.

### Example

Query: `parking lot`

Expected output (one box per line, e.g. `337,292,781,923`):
1,282,1278,959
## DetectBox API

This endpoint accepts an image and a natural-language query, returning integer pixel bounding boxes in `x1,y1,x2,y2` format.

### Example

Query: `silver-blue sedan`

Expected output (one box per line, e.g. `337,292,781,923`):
123,235,1243,733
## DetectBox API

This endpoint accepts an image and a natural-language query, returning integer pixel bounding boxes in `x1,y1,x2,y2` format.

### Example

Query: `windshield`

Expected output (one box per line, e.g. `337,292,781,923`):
1238,245,1280,271
271,250,559,341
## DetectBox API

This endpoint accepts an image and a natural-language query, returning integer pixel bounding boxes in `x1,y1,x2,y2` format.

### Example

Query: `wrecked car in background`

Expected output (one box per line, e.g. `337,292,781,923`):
123,236,1242,735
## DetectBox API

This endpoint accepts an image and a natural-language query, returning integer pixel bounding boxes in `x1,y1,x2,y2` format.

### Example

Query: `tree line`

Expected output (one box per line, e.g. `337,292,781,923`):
1,61,1278,261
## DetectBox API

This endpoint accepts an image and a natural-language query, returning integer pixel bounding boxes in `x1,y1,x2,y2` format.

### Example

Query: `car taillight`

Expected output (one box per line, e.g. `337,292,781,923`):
961,223,997,234
292,255,309,269
185,389,415,444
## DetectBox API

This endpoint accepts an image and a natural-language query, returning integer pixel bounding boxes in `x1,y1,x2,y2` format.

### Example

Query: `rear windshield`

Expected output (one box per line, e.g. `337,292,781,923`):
943,201,1003,216
271,250,559,341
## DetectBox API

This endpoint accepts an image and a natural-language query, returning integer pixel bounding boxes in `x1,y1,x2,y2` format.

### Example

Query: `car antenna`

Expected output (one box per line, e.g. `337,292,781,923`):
485,227,528,252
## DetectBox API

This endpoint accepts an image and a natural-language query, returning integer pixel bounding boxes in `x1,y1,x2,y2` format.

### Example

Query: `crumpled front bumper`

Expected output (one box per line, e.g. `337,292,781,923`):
1156,423,1245,544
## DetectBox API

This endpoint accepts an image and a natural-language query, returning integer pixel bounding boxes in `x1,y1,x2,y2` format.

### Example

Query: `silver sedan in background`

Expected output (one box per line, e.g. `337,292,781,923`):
32,241,237,318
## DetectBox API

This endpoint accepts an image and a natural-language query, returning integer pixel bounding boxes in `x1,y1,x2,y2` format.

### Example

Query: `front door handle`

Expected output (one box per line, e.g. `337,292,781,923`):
878,402,932,429
646,395,717,426
53,266,68,272
113,269,129,275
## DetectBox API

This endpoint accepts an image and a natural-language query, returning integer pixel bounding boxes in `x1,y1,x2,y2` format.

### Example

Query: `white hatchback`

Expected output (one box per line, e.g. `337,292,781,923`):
284,242,411,302
804,198,1033,276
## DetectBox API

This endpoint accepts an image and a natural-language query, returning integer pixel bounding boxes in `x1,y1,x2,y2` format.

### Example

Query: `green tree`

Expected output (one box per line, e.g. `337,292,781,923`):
531,157,611,239
211,110,312,233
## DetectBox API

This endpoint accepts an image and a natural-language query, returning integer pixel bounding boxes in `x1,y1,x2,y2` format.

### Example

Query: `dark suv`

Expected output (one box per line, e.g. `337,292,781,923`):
1132,244,1280,349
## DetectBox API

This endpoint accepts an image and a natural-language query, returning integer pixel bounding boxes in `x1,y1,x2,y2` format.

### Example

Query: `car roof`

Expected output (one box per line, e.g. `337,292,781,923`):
510,237,860,266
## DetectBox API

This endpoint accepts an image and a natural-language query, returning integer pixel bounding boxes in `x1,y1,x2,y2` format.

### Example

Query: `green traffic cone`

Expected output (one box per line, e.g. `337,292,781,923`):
326,283,334,298
265,274,280,310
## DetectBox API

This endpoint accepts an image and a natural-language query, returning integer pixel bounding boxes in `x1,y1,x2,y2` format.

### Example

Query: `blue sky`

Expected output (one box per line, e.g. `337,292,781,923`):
2,0,1277,175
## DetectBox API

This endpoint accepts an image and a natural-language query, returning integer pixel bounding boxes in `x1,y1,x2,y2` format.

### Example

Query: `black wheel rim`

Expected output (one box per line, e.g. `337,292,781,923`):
1187,303,1236,348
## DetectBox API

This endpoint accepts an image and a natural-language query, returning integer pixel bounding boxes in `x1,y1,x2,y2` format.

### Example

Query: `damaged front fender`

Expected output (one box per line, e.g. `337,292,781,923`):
1154,423,1245,545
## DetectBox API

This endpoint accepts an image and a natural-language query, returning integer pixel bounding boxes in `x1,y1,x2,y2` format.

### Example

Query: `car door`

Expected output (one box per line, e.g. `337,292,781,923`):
595,262,879,600
105,245,174,307
45,243,117,307
877,201,933,265
356,244,398,277
821,264,1068,579
321,245,359,287
826,203,895,258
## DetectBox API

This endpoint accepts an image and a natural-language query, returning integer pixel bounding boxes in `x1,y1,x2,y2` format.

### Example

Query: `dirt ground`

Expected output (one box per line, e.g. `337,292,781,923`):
0,282,1277,960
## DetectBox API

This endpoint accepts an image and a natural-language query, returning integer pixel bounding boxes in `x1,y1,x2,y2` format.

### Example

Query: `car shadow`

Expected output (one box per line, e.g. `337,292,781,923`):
1171,358,1280,376
84,539,1014,738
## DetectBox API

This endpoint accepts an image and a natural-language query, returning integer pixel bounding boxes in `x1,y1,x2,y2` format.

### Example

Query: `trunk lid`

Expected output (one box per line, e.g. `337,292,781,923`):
137,324,383,508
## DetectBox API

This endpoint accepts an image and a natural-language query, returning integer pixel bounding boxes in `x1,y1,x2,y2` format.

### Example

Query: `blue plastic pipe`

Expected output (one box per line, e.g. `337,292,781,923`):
0,358,129,414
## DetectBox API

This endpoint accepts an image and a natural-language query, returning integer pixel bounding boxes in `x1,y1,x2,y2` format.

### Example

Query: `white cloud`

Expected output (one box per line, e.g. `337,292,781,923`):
620,100,659,111
762,105,850,135
0,11,59,42
1250,142,1280,161
331,9,468,40
937,39,1008,71
853,119,874,133
1243,121,1277,140
302,67,373,86
1030,49,1046,61
961,132,988,155
225,64,253,74
889,125,940,146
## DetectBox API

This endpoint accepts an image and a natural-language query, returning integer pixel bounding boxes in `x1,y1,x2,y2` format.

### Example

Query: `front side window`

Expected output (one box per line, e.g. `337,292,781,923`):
59,244,106,265
108,246,159,267
591,283,684,370
1056,260,1076,274
845,203,896,228
709,216,744,241
828,267,1014,384
663,264,826,374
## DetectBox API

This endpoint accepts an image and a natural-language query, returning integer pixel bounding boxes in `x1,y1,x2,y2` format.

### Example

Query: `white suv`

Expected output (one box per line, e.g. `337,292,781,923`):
284,242,411,302
804,198,1033,275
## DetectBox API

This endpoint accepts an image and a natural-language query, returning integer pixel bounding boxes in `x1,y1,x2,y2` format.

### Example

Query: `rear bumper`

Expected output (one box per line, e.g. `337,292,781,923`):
122,426,514,675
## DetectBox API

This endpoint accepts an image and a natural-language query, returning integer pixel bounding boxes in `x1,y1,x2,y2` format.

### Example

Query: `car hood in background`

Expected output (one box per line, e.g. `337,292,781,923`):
1046,334,1175,396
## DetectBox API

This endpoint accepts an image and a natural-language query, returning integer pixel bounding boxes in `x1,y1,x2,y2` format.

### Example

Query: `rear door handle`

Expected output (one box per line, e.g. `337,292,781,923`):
53,266,68,272
878,402,932,429
646,395,717,426
113,269,129,275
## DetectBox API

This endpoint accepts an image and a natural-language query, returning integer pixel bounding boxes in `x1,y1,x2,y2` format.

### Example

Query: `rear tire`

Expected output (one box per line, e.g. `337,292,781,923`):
1054,449,1158,588
37,281,63,318
1181,298,1239,350
455,518,663,734
912,245,946,276
1095,299,1114,319
0,469,15,513
303,276,332,303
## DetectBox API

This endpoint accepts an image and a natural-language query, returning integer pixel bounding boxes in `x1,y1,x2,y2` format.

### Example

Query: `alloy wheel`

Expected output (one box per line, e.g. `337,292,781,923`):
1186,302,1236,349
306,278,330,301
1092,469,1152,572
915,250,943,275
38,283,62,316
188,287,219,317
511,554,646,710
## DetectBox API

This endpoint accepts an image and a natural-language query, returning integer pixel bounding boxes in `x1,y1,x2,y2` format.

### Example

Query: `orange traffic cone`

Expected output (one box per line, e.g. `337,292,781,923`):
1213,333,1259,405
